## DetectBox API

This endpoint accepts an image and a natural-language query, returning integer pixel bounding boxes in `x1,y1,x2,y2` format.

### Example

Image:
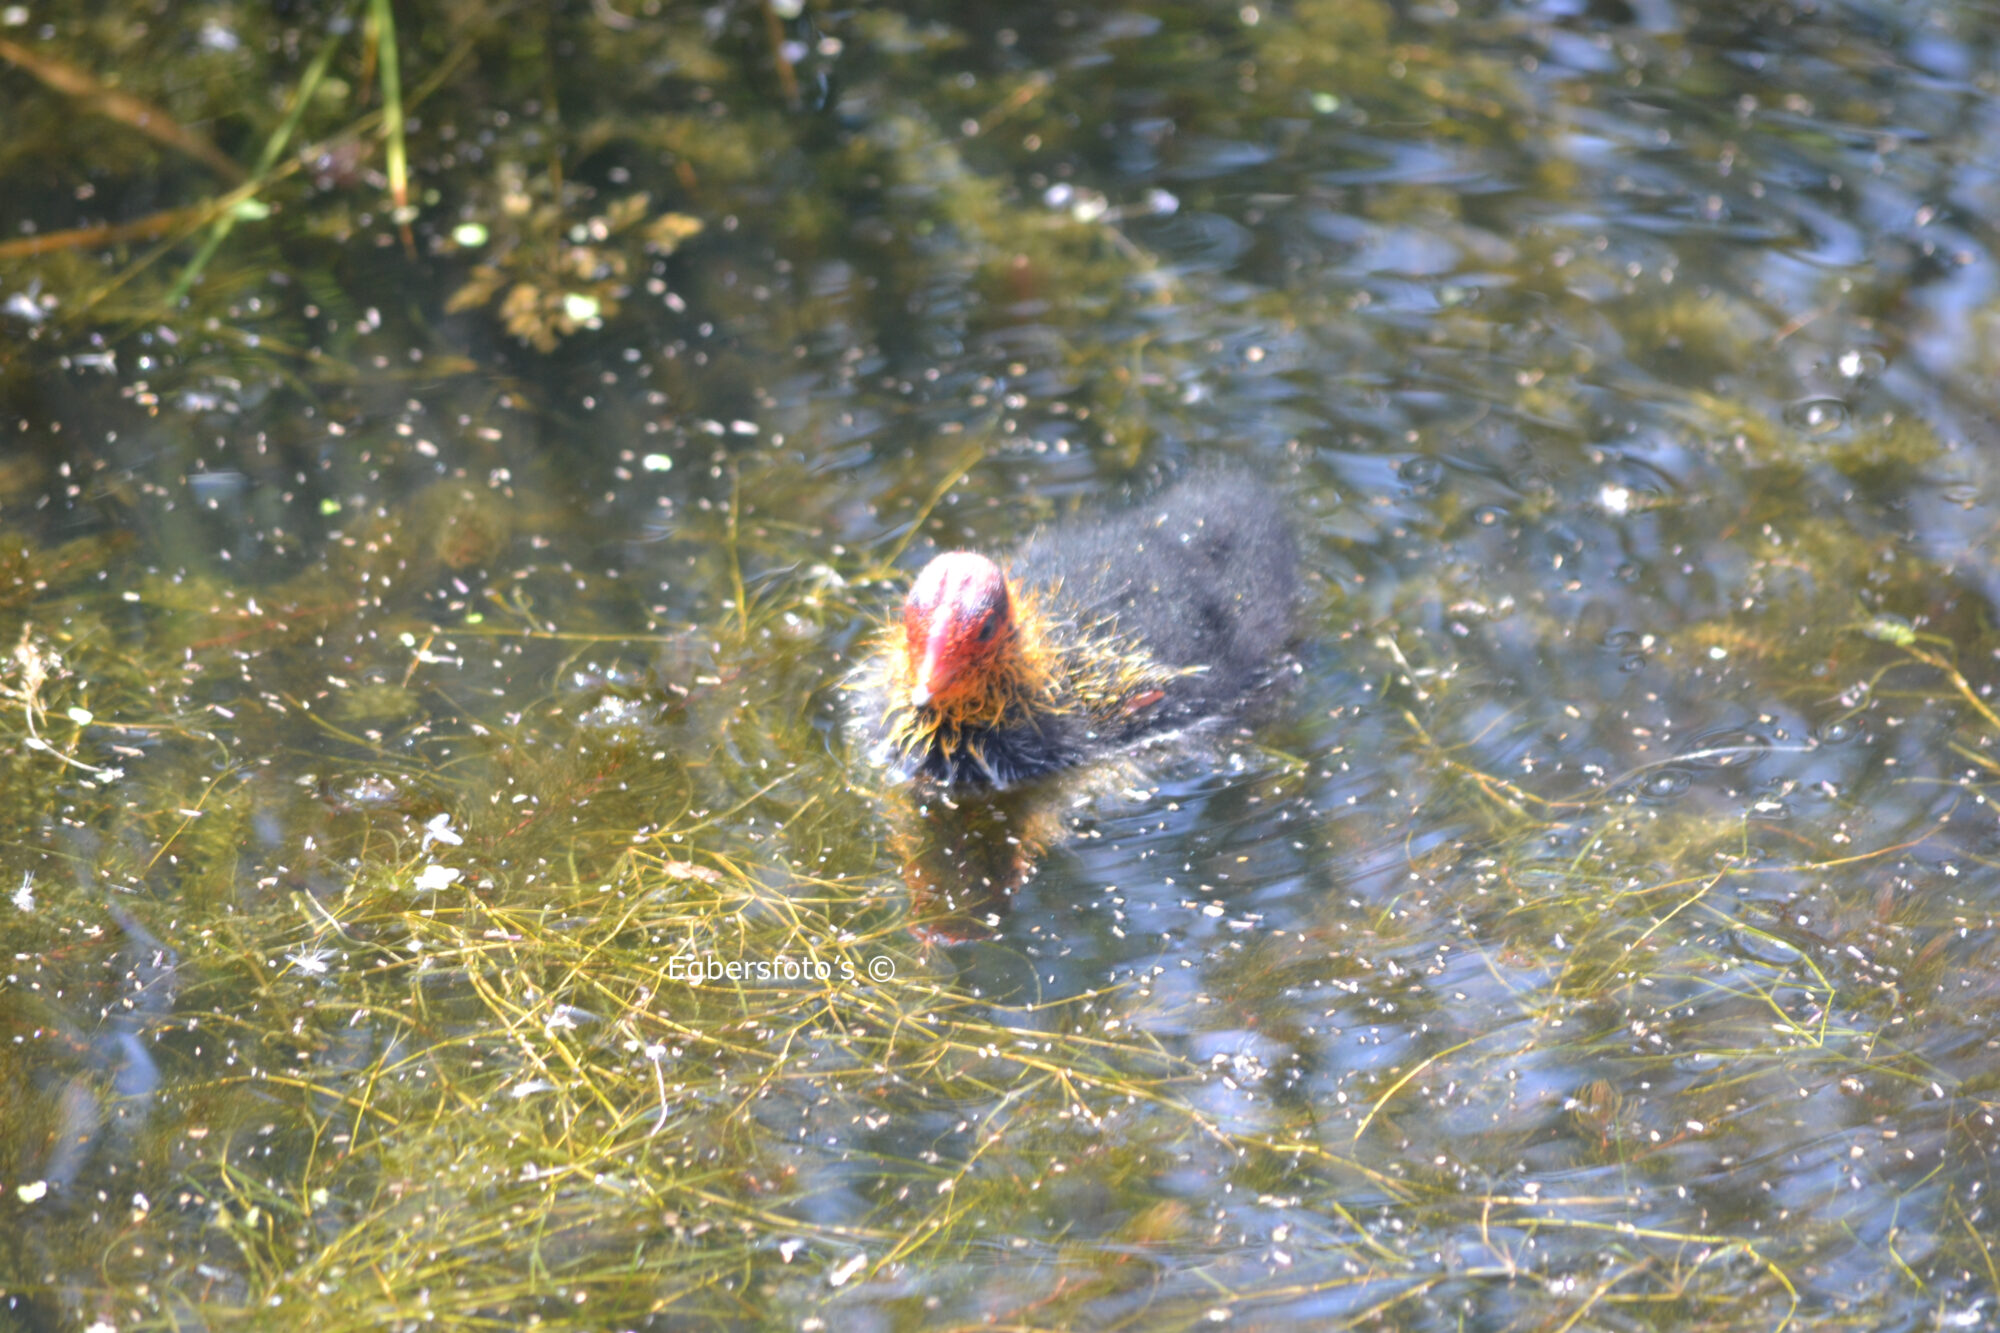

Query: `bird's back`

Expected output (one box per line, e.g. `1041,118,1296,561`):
1011,470,1299,713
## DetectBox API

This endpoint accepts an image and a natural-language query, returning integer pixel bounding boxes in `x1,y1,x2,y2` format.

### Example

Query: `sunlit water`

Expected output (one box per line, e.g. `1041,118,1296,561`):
4,0,2000,1328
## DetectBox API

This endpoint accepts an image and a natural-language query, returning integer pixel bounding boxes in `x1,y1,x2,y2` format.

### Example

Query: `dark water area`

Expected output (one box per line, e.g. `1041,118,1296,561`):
3,0,2000,1328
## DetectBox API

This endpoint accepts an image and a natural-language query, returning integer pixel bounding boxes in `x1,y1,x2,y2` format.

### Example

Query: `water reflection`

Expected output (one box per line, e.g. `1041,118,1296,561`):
887,783,1060,942
3,0,2000,1327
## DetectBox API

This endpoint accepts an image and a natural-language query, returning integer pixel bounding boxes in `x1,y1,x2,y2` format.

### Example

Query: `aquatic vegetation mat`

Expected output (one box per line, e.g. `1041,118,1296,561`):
4,0,2000,1330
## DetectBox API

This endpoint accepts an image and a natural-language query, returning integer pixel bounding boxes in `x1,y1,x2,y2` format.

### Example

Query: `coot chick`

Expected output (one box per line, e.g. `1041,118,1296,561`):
850,470,1299,789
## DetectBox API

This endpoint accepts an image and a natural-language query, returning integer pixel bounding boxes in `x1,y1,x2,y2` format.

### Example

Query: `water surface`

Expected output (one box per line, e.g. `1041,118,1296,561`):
3,0,2000,1328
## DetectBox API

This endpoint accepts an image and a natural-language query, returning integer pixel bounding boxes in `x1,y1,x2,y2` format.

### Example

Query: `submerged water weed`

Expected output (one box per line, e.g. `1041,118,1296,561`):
7,450,1996,1331
6,0,2000,1330
445,179,705,352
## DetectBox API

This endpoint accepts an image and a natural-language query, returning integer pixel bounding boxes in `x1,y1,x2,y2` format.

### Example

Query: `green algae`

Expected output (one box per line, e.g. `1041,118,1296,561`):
3,1,2000,1330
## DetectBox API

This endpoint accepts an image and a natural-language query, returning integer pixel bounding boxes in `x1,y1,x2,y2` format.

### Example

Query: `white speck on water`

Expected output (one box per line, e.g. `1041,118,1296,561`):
421,813,463,851
285,947,334,975
414,864,462,892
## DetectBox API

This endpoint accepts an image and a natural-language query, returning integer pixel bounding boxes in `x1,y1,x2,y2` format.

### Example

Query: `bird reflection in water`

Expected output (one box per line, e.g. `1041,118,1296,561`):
882,782,1068,942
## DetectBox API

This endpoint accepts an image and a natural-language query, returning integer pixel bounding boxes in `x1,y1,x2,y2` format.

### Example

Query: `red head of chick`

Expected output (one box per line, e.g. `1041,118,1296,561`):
900,551,1019,713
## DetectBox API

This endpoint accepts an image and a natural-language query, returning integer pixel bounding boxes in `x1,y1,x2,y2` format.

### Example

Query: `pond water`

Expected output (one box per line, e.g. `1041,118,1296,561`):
3,0,2000,1328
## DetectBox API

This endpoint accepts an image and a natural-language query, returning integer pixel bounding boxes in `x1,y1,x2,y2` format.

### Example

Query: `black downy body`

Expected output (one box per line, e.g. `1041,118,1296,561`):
863,469,1300,789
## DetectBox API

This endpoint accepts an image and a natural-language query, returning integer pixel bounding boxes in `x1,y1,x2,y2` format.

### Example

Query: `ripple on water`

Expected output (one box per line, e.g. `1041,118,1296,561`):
1396,455,1444,491
1782,396,1851,435
1673,727,1774,771
1139,211,1255,274
1602,629,1652,673
1831,347,1888,383
1309,137,1489,188
1163,136,1276,180
1638,767,1695,801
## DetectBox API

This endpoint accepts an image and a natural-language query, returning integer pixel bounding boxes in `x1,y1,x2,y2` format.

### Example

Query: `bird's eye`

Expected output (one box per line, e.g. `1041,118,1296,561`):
976,611,1000,642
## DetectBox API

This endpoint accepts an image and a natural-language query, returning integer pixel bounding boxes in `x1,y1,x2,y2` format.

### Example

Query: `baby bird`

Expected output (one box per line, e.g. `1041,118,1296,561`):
850,469,1299,789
